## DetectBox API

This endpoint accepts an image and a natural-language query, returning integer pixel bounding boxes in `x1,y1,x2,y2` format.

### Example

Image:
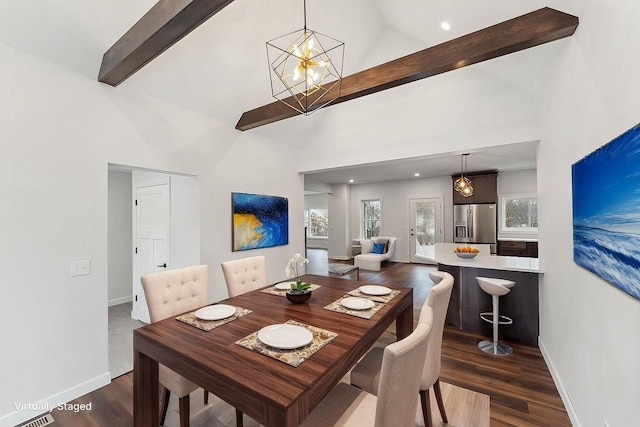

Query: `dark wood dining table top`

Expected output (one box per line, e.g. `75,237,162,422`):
133,273,414,427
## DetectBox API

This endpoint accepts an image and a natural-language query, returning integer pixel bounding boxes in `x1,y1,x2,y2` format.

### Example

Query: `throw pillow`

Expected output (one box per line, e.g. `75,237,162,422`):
372,242,386,254
374,238,390,253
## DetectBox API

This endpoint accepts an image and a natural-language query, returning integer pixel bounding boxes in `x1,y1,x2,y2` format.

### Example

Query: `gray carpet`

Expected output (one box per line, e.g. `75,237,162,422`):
108,302,145,379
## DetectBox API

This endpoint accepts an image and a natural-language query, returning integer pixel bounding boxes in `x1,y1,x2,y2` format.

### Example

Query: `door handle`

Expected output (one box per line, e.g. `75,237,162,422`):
157,263,167,268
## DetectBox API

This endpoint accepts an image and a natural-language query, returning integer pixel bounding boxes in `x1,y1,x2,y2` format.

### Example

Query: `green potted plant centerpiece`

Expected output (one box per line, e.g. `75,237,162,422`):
285,253,312,304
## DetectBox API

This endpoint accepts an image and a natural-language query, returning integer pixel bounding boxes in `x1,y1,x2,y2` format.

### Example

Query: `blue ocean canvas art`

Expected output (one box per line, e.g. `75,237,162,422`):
232,192,289,251
572,123,640,300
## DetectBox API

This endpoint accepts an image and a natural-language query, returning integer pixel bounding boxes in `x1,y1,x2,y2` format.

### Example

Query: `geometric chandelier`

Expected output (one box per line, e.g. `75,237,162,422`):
266,0,344,115
454,153,474,197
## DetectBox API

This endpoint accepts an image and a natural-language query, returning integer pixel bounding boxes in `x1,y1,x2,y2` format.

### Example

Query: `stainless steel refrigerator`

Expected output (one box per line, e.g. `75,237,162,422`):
453,204,497,253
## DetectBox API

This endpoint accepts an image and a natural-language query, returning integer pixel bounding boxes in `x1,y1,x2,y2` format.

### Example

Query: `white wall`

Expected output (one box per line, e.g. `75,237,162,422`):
295,35,561,173
349,177,452,262
537,0,640,425
497,169,537,195
170,174,201,269
107,170,133,306
327,184,351,259
0,44,304,426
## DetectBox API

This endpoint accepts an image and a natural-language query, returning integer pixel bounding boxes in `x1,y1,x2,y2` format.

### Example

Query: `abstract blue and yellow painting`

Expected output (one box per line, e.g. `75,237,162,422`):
572,123,640,300
232,192,288,251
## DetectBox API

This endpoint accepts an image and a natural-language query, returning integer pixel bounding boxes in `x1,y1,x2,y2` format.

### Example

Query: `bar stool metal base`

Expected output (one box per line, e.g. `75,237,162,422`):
478,340,513,356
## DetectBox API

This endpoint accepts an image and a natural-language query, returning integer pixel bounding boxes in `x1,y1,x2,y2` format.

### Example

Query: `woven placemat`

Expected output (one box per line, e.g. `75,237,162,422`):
260,283,321,297
235,320,337,367
176,306,252,332
347,288,400,303
323,295,386,319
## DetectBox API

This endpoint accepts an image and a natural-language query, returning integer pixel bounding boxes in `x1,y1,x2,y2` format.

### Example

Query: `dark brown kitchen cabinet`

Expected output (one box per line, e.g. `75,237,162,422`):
526,242,538,257
452,172,497,204
498,240,538,257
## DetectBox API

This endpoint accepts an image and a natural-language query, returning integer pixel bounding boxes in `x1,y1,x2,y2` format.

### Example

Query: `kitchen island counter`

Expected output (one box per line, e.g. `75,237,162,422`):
416,243,540,346
415,243,540,273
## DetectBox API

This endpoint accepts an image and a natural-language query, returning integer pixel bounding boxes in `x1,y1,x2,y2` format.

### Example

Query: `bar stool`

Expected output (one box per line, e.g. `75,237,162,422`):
476,277,515,356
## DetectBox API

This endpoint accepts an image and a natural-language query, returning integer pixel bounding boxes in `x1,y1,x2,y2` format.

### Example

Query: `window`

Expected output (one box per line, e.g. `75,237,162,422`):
306,208,328,237
304,209,309,233
500,194,538,235
361,199,381,239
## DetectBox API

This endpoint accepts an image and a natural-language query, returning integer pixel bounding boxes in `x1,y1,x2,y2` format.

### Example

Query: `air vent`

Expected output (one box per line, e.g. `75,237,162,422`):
20,413,54,427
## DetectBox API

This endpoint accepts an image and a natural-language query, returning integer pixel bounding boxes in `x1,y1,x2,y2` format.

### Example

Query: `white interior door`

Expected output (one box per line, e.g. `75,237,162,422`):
134,183,170,323
409,197,443,263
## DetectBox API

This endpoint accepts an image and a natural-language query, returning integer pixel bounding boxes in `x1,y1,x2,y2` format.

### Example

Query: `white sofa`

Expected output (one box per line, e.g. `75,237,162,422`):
354,237,397,271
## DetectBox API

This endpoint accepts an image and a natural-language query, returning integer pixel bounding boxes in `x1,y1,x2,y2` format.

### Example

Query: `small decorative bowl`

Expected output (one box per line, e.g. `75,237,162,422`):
455,252,478,259
286,290,312,304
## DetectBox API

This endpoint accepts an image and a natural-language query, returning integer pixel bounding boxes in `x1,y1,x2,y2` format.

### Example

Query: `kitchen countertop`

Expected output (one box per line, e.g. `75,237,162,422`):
415,243,541,273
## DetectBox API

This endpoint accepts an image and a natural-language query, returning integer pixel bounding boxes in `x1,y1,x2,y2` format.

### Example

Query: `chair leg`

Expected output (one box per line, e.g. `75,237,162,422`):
236,408,244,427
433,379,448,423
160,387,171,426
179,395,190,427
204,390,209,405
419,389,433,427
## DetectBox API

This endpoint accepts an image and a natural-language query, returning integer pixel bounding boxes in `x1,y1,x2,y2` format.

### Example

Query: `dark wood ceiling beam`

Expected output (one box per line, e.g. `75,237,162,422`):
98,0,235,86
236,7,578,131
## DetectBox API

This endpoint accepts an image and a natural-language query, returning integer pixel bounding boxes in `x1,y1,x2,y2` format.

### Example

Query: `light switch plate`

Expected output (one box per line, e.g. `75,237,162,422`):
71,260,91,277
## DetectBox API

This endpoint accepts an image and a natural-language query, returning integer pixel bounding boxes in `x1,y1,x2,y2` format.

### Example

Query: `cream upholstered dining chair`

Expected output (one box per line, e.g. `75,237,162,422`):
350,271,454,427
220,255,268,427
141,264,211,427
300,311,433,427
221,255,268,297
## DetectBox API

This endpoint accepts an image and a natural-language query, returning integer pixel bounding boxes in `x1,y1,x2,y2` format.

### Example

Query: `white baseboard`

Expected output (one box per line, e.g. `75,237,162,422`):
0,372,110,427
108,295,133,307
539,337,581,427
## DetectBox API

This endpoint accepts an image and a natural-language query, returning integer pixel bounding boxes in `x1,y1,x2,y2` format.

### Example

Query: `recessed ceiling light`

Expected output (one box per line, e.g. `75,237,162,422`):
441,21,451,31
348,179,354,183
414,173,420,177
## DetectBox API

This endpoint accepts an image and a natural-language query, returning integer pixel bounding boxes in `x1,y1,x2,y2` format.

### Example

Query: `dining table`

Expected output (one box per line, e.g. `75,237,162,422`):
133,273,414,427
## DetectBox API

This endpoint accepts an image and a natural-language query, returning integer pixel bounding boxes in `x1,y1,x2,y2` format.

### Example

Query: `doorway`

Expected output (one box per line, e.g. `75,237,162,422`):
409,197,443,263
107,165,200,379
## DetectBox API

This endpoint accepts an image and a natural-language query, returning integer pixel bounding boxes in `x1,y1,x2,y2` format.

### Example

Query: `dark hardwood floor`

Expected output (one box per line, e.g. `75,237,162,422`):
312,249,571,426
47,250,570,426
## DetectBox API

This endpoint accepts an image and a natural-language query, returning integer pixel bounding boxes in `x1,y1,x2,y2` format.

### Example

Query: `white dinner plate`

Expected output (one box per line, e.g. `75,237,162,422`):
257,324,313,349
194,304,236,321
275,282,293,290
358,285,392,296
341,297,375,310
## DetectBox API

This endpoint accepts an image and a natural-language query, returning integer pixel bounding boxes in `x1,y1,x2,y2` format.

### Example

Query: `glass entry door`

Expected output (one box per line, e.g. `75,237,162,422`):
409,197,443,263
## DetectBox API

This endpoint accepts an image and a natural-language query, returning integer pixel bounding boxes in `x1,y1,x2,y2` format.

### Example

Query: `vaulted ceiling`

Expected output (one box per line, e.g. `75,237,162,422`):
0,0,581,180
